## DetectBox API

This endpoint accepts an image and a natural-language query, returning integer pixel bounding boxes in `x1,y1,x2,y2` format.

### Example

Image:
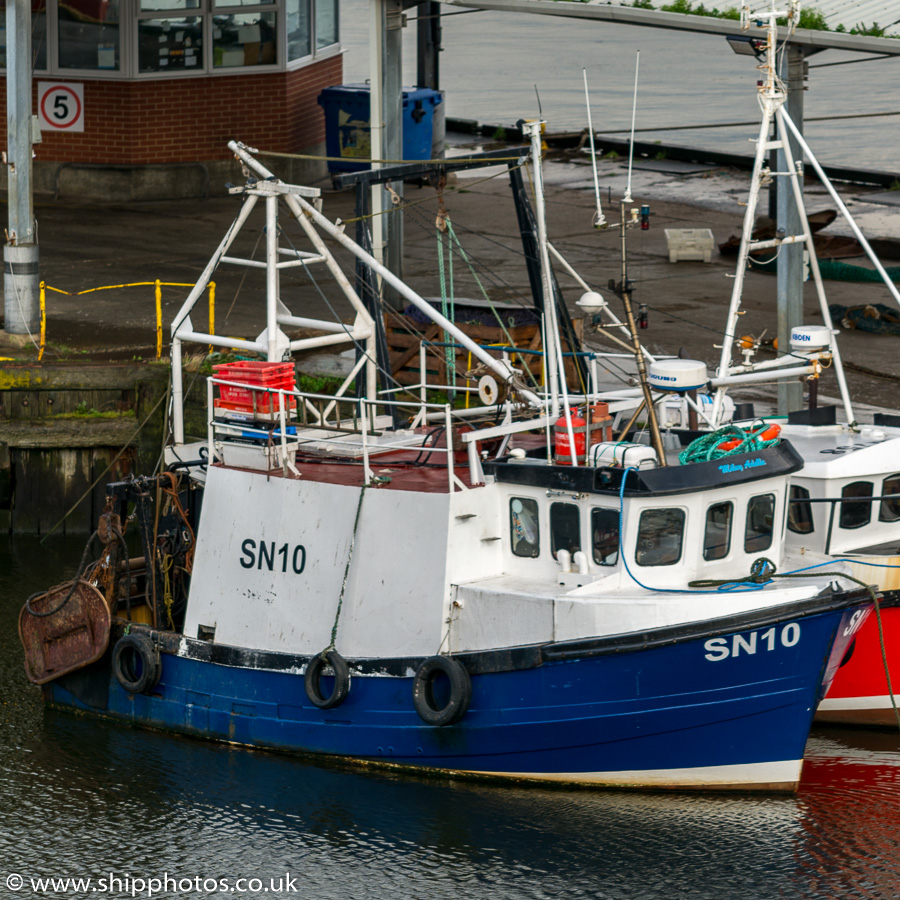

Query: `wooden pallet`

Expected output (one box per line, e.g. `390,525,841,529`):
384,313,582,389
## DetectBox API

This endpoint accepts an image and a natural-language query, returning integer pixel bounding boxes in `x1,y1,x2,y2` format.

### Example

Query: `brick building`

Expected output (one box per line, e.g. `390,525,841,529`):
0,0,342,198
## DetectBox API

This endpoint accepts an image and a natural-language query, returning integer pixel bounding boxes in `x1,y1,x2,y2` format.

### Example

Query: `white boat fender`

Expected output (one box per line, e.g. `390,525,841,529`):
112,631,162,695
305,649,351,709
412,656,471,726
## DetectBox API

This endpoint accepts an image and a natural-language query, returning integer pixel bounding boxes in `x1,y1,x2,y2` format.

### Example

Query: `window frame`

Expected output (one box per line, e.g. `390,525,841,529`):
549,501,582,561
839,480,874,530
591,506,619,567
703,500,733,561
787,484,815,535
510,497,540,559
635,506,686,568
744,492,776,553
1,0,339,79
879,474,900,523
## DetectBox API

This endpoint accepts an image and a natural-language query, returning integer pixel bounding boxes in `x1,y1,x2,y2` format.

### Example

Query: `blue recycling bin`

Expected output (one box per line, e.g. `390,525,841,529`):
317,84,444,173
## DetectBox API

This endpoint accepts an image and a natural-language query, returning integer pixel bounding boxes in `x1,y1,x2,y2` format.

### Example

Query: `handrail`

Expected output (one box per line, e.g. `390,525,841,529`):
208,377,464,488
38,280,216,361
789,491,900,556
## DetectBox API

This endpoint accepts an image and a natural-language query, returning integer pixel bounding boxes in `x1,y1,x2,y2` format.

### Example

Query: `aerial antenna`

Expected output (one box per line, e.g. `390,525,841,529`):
582,68,606,228
623,49,640,204
534,84,543,120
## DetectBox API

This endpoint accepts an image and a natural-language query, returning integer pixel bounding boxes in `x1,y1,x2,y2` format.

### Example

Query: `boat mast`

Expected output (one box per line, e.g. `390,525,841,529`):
712,0,856,427
616,52,667,465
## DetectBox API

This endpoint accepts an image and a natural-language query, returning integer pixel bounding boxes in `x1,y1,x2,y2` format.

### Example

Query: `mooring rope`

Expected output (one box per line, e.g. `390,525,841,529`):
326,484,367,654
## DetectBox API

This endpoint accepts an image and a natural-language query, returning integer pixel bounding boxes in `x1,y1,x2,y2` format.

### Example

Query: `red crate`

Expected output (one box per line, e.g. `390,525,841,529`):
213,362,297,414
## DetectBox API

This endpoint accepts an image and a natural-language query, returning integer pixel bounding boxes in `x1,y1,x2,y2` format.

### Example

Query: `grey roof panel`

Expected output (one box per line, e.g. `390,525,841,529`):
448,0,900,50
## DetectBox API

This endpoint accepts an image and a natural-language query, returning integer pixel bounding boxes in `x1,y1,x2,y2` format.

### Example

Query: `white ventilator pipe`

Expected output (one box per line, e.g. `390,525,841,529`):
582,69,605,228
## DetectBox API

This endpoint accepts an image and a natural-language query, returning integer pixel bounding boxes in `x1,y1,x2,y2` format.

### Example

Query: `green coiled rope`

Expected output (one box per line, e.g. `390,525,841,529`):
678,423,781,465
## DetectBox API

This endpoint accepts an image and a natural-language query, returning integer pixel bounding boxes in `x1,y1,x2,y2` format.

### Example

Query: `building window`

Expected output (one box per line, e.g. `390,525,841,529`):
1,0,337,77
138,16,203,72
840,481,873,529
745,494,775,553
704,501,732,561
880,474,900,523
550,502,581,561
510,498,539,559
636,508,684,567
591,508,619,566
286,0,310,60
213,9,277,67
788,485,814,534
315,0,336,49
0,0,48,70
58,0,121,71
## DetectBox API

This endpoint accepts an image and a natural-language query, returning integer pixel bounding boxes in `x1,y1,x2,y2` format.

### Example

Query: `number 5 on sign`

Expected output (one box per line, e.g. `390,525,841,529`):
38,82,84,132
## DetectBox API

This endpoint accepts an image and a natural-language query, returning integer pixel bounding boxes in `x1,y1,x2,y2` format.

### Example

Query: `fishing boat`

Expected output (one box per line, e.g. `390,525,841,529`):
680,1,900,727
19,122,872,791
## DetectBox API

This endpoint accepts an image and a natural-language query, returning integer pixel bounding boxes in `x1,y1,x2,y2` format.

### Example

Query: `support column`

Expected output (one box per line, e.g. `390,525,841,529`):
4,0,39,339
417,1,441,91
381,0,405,308
776,44,806,414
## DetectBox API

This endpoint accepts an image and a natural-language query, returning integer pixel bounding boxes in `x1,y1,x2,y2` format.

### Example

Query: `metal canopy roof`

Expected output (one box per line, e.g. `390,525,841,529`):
445,0,900,54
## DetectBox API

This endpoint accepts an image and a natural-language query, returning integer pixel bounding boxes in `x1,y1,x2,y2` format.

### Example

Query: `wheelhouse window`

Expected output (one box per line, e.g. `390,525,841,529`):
788,485,814,535
636,508,685,567
703,501,732,561
745,494,775,553
840,481,873,529
550,502,581,561
591,508,619,566
880,474,900,523
510,498,539,558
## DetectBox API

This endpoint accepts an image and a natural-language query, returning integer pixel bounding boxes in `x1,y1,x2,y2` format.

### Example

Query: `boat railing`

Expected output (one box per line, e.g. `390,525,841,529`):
789,492,900,555
207,375,468,490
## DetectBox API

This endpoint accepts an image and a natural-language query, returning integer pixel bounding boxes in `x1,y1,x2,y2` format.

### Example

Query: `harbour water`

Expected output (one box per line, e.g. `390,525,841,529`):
341,1,900,172
3,535,900,898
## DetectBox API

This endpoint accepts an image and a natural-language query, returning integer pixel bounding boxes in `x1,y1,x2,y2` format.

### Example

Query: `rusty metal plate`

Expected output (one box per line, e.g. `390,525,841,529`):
19,581,111,685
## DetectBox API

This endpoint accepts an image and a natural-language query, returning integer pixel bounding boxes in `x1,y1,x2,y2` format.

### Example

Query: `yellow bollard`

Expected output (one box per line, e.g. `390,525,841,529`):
208,281,216,354
155,279,162,359
39,282,46,361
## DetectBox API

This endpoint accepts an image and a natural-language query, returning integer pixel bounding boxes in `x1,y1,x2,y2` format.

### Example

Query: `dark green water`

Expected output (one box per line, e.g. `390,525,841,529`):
3,535,900,900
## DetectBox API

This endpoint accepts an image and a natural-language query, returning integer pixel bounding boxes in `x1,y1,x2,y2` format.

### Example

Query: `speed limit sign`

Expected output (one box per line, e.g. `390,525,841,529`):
38,82,84,132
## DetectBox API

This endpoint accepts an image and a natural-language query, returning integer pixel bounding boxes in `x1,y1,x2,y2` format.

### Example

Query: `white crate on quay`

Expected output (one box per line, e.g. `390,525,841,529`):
664,228,715,263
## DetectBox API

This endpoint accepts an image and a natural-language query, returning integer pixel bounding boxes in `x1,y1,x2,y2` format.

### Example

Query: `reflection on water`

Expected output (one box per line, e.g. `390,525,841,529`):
3,536,900,899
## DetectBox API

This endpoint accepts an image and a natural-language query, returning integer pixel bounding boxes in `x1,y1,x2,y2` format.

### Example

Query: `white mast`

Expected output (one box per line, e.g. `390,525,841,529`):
712,0,856,427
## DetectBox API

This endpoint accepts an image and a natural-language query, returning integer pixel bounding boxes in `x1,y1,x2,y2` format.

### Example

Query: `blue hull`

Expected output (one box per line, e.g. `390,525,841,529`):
46,603,864,789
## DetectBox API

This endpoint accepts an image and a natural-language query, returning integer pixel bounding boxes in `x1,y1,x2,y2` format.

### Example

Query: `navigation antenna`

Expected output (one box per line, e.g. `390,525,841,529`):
623,50,640,204
582,68,606,228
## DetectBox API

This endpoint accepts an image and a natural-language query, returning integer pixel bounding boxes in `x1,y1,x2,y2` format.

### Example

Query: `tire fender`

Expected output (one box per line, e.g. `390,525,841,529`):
305,649,351,709
112,632,161,695
412,655,471,726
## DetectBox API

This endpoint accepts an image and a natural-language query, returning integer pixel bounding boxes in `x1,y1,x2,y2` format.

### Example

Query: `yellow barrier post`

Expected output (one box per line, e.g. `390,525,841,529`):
208,281,216,354
38,282,46,361
155,280,162,359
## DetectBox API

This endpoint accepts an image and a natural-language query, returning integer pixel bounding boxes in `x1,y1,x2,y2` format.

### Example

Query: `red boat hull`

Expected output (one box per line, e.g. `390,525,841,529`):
817,600,900,726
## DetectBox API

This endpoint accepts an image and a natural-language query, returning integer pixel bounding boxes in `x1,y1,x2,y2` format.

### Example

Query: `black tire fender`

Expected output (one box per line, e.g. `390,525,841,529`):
112,632,161,695
305,649,351,709
412,655,471,726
